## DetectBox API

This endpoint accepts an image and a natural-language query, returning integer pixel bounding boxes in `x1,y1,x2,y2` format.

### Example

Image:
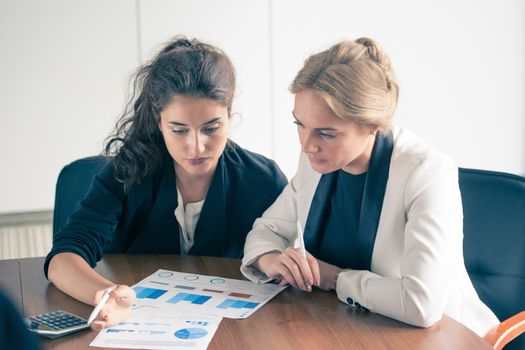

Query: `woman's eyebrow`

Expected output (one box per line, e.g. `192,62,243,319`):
292,112,337,131
167,116,222,127
202,117,222,126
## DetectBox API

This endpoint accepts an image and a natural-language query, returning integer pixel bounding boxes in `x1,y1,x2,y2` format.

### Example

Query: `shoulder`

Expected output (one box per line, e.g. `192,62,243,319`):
222,142,287,183
56,156,124,202
391,127,456,175
388,127,458,192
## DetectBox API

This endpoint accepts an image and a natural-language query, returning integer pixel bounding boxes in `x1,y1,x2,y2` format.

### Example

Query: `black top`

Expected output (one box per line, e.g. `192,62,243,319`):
316,170,367,269
45,143,287,277
303,131,394,271
0,290,41,350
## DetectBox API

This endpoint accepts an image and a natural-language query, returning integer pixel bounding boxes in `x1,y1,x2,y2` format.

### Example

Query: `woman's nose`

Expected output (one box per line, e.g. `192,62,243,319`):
302,133,319,153
189,133,205,156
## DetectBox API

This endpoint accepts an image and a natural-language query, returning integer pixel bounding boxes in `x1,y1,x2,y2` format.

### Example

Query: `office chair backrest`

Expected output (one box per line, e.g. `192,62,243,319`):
53,156,109,237
459,168,525,350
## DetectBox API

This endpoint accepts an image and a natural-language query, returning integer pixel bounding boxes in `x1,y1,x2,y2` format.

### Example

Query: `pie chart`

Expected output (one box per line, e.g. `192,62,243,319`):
174,327,208,339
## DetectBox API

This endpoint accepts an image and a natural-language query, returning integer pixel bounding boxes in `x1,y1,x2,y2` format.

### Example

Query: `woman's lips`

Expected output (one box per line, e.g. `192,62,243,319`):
308,156,325,164
188,158,208,165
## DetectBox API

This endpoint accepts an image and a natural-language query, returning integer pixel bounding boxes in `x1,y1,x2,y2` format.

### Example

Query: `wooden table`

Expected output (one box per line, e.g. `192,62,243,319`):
0,255,492,350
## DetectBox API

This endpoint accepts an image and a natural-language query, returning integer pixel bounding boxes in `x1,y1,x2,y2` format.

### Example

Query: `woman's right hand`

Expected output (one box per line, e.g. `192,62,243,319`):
90,285,136,331
255,248,321,292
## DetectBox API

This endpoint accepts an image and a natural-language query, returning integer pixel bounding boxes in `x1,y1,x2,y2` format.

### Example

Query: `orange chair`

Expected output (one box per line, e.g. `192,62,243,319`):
484,311,525,350
459,168,525,349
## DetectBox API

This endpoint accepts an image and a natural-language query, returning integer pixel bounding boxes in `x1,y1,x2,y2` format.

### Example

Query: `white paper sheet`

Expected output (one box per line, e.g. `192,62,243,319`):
131,269,287,319
89,313,221,350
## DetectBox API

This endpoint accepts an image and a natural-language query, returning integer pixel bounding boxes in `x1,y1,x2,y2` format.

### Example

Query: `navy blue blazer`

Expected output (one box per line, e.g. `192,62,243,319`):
45,143,287,277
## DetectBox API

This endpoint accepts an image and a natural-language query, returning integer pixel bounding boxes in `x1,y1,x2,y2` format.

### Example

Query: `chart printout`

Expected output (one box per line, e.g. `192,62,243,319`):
90,313,221,350
130,269,287,319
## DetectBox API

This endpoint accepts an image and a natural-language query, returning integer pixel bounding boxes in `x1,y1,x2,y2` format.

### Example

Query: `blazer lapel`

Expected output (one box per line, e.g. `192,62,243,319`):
303,172,338,256
126,159,181,253
189,156,227,256
355,130,394,270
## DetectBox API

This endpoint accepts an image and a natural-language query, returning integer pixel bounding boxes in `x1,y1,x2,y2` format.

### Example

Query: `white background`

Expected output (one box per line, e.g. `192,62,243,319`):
0,0,524,213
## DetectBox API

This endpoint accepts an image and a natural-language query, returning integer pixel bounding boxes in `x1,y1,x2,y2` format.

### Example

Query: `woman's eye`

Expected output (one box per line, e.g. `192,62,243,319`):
293,120,304,128
319,133,335,139
203,127,219,134
171,129,188,135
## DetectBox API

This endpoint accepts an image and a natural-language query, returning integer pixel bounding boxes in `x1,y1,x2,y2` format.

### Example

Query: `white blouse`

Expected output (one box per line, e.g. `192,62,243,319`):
174,187,204,255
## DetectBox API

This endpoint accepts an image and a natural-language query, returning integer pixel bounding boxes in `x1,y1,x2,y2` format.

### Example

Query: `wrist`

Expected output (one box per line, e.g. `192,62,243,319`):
332,268,343,290
254,251,280,275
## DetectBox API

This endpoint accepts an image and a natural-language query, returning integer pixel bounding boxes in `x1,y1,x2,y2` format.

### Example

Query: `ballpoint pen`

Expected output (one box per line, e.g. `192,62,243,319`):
296,220,306,258
87,286,116,325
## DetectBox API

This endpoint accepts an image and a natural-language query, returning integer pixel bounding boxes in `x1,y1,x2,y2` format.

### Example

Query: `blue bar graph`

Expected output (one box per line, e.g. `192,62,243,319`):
216,299,259,309
133,286,168,299
167,293,211,305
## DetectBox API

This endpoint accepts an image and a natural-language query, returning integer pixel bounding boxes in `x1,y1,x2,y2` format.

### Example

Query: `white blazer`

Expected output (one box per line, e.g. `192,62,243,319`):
241,127,499,336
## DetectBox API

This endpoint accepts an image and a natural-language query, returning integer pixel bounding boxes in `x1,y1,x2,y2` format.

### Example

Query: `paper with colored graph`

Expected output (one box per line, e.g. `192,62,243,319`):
131,269,287,319
89,313,221,350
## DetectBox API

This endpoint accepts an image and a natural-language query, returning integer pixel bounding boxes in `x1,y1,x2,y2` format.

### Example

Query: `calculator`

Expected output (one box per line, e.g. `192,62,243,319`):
26,310,90,339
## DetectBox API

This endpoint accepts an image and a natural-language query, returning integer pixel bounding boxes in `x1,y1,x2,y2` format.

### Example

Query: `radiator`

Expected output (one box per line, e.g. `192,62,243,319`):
0,224,52,260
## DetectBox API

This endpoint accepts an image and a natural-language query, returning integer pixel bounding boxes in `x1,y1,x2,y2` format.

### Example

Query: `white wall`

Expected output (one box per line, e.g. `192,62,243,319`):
0,0,138,213
271,0,525,177
0,0,524,213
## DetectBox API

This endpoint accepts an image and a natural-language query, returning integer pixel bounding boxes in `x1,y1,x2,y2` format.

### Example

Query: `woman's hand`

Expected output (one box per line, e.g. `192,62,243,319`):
255,248,321,292
316,259,343,291
90,285,136,331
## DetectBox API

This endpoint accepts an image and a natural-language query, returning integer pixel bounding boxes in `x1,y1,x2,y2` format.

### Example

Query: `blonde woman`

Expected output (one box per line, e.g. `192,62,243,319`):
241,37,498,336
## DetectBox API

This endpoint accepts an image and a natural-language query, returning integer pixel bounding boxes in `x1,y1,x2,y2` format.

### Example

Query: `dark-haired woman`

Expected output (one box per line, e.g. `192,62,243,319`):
45,37,287,330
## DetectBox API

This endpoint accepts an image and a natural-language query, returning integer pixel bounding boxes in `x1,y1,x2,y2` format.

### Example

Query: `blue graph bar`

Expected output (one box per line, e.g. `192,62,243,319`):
244,302,258,309
217,299,259,309
134,286,167,299
167,293,211,305
216,299,235,309
193,296,210,305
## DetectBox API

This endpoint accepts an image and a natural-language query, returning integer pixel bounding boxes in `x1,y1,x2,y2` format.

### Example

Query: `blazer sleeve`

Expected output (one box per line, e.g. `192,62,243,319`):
44,162,126,278
241,162,305,283
335,154,463,328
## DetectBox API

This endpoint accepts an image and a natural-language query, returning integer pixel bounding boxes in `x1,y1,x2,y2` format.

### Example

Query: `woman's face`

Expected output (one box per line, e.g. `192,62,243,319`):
159,96,230,179
293,89,375,175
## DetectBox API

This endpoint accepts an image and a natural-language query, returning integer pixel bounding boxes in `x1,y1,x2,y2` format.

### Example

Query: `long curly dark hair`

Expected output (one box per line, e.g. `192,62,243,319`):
104,36,236,189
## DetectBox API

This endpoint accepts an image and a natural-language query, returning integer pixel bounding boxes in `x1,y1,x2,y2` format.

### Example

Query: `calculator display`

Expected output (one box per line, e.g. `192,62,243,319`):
26,310,90,339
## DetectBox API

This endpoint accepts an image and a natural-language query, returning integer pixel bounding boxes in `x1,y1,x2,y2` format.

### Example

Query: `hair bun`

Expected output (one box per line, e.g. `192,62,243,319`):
159,37,194,55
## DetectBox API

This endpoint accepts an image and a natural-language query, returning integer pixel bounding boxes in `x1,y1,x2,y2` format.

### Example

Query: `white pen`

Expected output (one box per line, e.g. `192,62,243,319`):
87,286,116,325
296,220,307,258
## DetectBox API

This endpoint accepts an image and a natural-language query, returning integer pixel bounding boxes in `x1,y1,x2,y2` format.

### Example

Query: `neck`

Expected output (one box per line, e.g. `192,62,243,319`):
342,133,376,175
174,163,216,204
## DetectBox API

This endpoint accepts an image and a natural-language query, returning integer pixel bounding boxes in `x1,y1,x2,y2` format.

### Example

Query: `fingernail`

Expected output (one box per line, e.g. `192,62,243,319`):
307,285,312,292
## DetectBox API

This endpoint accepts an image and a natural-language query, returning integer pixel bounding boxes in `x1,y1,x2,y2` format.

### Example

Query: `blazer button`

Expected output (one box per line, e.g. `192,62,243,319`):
354,302,362,311
346,297,354,305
